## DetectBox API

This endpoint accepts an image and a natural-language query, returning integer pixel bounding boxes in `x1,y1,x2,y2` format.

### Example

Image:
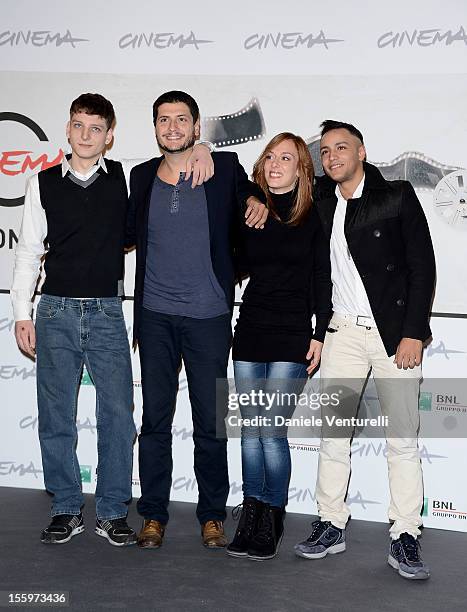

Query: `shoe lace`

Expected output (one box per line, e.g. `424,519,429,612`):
233,500,259,537
232,503,243,521
50,514,75,527
111,518,129,530
254,507,273,544
306,519,329,542
400,533,421,562
205,520,223,534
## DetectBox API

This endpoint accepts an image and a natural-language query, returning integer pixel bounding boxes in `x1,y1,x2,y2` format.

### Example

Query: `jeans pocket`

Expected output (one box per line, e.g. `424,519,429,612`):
36,300,61,319
101,303,124,320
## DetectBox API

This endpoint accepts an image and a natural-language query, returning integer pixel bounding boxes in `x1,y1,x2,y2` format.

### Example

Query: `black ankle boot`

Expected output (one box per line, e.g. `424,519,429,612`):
226,497,263,558
247,504,284,561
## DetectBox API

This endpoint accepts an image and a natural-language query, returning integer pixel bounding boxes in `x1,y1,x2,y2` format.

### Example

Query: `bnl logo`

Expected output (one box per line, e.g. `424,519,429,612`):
423,497,459,516
419,392,462,411
80,366,93,386
80,465,92,483
422,497,429,516
419,392,432,412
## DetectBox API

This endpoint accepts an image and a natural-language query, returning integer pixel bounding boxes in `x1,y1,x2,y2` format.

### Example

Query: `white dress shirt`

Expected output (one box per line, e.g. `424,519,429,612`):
10,156,108,321
330,175,375,321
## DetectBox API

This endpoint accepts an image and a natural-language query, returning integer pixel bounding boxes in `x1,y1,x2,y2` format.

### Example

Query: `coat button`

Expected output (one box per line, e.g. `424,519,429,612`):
396,298,405,306
386,264,395,271
373,229,381,237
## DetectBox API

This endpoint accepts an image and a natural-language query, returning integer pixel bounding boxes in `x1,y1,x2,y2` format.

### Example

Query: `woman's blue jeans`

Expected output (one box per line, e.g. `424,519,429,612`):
233,361,307,508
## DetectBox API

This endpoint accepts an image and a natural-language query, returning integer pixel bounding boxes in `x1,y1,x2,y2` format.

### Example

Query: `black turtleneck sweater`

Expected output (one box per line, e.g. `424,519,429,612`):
232,189,332,365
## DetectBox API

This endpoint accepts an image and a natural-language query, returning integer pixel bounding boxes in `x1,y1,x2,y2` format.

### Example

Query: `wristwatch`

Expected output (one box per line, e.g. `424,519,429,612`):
195,140,216,153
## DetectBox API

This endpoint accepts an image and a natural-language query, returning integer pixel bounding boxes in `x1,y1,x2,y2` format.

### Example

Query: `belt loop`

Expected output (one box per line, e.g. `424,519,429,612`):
60,297,65,311
97,298,102,311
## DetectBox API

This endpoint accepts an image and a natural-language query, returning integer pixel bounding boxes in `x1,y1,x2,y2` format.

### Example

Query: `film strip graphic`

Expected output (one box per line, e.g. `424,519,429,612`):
306,136,467,230
202,98,266,147
306,136,462,190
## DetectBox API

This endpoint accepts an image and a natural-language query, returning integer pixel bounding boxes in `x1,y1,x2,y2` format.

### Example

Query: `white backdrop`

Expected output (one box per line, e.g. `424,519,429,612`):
1,0,467,532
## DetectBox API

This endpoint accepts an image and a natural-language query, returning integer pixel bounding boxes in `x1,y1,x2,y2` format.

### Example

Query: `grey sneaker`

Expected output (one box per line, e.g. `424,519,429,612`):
294,519,346,559
388,533,430,580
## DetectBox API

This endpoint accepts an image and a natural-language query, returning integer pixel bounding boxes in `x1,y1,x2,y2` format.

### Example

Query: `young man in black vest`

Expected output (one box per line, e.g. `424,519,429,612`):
127,90,268,549
11,93,214,546
294,120,436,580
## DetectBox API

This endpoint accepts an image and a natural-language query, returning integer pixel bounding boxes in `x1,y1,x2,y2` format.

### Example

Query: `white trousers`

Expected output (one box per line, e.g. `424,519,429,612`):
316,314,424,539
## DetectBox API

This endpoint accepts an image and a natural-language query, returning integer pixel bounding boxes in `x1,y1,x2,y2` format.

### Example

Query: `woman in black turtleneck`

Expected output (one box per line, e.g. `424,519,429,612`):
226,133,332,561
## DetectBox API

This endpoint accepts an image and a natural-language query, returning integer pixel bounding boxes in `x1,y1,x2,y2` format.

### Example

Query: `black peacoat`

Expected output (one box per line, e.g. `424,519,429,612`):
314,161,436,357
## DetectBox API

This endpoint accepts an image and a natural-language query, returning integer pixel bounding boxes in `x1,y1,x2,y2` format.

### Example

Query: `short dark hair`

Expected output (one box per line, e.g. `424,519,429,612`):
152,90,199,126
69,93,115,130
320,119,364,144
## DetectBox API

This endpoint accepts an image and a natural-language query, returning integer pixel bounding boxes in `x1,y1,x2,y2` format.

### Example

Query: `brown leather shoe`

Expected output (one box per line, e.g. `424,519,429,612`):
137,519,165,549
201,520,227,548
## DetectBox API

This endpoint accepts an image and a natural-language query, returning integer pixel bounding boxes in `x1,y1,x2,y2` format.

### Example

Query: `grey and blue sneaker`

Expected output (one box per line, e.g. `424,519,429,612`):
388,532,430,580
294,519,346,559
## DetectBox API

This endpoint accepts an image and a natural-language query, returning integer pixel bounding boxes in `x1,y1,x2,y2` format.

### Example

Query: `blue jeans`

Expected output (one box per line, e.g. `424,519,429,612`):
35,295,136,519
233,361,308,508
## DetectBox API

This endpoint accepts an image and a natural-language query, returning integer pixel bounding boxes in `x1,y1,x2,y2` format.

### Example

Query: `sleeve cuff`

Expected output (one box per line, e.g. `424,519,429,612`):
12,300,33,322
195,140,215,153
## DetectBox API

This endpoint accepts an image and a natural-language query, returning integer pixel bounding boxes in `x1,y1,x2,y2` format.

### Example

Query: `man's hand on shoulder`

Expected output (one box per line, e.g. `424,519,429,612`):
15,320,36,359
245,196,268,229
185,143,214,188
394,337,423,369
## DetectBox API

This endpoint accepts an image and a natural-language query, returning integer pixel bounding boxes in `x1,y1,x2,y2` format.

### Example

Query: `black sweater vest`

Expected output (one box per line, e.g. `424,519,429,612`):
38,159,128,297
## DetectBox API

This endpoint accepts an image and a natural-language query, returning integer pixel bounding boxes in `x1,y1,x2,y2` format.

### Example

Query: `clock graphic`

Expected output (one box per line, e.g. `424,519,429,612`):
433,170,467,230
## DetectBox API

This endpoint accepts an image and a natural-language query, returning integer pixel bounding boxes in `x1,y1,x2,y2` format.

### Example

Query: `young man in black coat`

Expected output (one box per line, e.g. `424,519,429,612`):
294,120,435,580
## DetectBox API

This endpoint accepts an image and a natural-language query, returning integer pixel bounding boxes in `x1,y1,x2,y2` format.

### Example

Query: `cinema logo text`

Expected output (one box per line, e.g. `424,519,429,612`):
119,31,213,50
0,460,42,478
289,487,379,508
0,29,89,48
20,415,97,434
426,340,466,360
244,30,344,50
0,228,18,249
170,477,242,496
0,149,62,177
351,440,447,464
0,365,36,380
0,112,63,207
378,26,467,48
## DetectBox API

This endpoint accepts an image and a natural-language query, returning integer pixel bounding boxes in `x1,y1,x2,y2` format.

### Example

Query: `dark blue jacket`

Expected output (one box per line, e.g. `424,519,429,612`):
126,151,253,346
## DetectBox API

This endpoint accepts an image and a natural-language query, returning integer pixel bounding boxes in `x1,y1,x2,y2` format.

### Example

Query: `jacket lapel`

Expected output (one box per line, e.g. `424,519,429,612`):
203,172,218,246
315,196,337,239
139,157,162,262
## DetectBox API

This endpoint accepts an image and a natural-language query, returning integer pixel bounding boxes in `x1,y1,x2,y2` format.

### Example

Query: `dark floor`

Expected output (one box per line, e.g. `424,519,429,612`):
0,487,466,612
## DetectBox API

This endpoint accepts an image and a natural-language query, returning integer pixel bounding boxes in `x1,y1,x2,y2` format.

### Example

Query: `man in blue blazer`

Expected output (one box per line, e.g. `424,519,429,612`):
126,90,267,549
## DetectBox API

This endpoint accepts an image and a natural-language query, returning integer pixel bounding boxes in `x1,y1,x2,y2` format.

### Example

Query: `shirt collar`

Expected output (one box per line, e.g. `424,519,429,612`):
335,174,365,201
61,154,108,178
